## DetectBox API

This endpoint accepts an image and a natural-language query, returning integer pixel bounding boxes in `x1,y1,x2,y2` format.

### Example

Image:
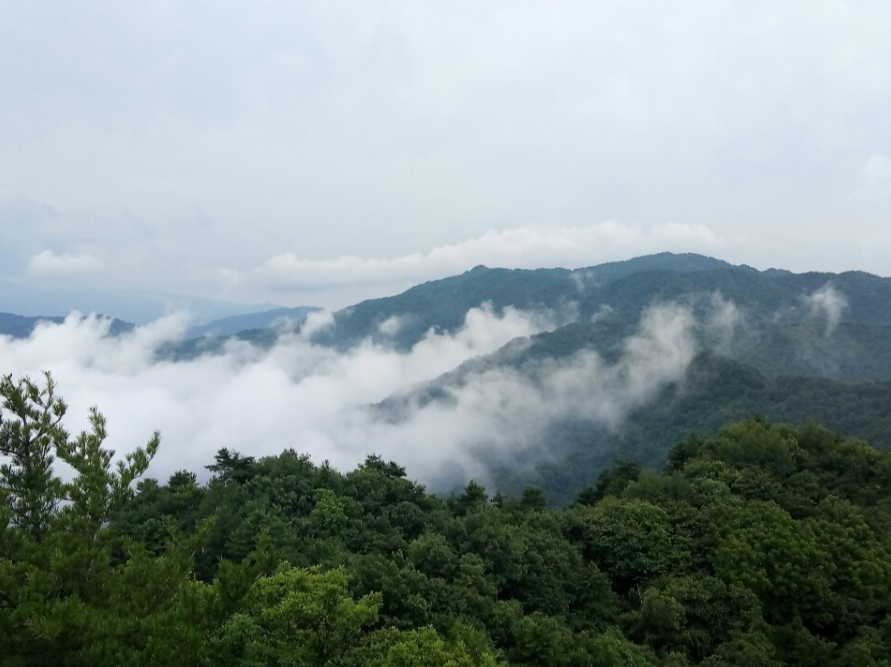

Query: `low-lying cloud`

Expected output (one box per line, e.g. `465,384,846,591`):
803,283,848,335
0,297,724,490
373,302,703,485
0,304,553,482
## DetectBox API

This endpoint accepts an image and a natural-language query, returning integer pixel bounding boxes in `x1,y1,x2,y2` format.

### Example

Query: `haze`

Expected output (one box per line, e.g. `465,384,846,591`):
2,1,890,320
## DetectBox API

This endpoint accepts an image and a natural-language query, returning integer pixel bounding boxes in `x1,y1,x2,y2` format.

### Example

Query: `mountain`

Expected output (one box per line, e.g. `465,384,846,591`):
313,253,891,351
376,310,891,503
491,352,891,504
0,312,135,339
155,253,891,371
313,265,575,350
357,254,891,502
314,253,739,350
185,306,320,338
0,278,284,325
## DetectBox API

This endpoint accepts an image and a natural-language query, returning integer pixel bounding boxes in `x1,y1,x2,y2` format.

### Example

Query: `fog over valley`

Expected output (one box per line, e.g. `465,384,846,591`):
0,293,705,487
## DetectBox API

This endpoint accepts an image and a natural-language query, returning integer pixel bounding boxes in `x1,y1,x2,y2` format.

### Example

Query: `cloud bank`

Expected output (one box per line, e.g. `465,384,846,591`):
0,295,738,490
0,305,554,483
28,250,105,276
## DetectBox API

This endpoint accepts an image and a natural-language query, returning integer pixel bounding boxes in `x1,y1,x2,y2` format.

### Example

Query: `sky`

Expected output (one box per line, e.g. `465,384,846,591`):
2,1,891,320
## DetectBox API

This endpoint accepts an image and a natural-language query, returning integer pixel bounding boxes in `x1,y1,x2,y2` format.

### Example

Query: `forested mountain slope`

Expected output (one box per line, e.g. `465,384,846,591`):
354,256,891,501
311,253,734,350
313,254,891,351
491,353,891,504
158,254,891,380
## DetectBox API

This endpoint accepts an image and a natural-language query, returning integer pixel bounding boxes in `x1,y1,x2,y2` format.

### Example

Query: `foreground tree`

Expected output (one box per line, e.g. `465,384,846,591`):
0,372,159,540
0,372,169,666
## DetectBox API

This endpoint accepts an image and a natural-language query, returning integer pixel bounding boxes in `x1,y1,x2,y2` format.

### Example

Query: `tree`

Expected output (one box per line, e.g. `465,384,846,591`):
0,372,160,540
208,565,390,666
0,373,67,540
0,372,164,665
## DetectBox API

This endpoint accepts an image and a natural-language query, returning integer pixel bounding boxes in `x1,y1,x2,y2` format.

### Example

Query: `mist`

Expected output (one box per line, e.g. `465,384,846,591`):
0,304,551,481
371,302,703,486
803,283,848,335
0,298,725,489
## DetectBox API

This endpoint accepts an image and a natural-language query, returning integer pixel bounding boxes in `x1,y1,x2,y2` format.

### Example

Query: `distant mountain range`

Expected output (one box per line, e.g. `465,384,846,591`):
0,279,286,326
314,252,891,352
4,252,891,503
0,307,319,343
0,312,136,339
184,306,320,338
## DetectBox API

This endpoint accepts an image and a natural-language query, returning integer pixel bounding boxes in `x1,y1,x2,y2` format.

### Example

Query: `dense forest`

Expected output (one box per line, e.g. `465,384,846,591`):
3,373,891,665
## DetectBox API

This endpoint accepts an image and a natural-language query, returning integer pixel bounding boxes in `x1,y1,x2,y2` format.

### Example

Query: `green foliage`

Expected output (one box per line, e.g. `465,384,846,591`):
571,498,686,592
497,353,891,505
0,372,68,540
208,566,381,666
5,373,891,665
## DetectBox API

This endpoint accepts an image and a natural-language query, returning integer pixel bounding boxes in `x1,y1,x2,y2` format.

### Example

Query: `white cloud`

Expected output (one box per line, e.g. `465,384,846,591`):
246,221,724,292
330,301,703,484
377,315,403,337
0,296,732,489
27,250,105,276
0,304,556,482
803,283,848,334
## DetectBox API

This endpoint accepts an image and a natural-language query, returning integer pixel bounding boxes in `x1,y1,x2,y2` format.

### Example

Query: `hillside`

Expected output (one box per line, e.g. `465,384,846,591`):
311,254,891,354
154,254,891,377
184,306,320,338
491,352,891,504
0,311,135,339
311,253,738,350
359,255,891,502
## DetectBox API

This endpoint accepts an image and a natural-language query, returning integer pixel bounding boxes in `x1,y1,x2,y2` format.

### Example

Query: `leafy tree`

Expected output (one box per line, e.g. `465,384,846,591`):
208,566,380,666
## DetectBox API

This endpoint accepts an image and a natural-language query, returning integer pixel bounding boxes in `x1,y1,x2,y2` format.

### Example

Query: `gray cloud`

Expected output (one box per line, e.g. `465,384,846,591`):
1,1,890,310
244,221,724,301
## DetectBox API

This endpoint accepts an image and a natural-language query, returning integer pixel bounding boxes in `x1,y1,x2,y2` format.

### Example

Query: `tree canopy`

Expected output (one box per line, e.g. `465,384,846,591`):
3,373,891,666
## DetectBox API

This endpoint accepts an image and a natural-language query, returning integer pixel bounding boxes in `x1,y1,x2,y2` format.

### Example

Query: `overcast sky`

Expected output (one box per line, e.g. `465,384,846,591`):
2,1,890,315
